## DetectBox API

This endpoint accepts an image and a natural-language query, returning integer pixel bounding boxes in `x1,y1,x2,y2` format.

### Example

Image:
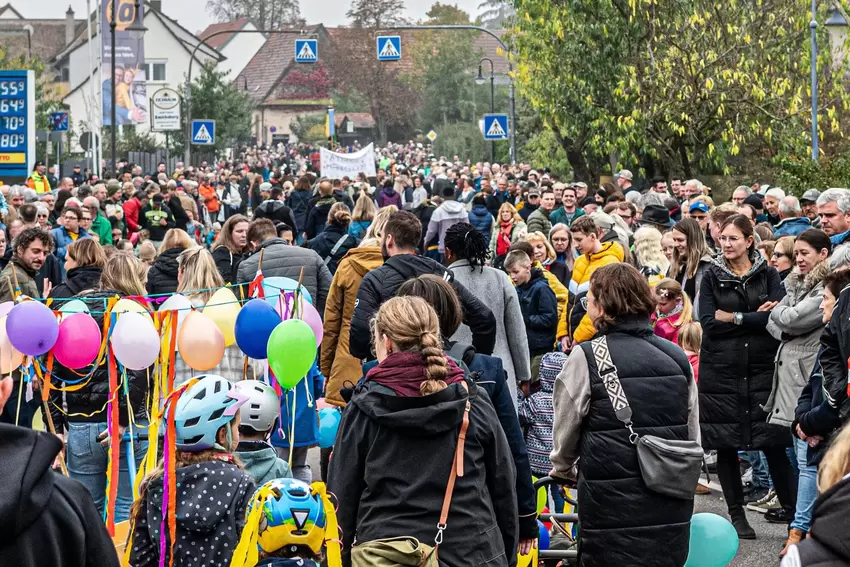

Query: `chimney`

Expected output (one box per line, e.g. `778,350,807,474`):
65,6,75,45
150,1,162,12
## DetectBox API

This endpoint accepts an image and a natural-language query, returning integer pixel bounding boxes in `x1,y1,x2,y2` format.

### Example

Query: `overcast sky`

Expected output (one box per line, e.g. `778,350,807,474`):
34,0,486,34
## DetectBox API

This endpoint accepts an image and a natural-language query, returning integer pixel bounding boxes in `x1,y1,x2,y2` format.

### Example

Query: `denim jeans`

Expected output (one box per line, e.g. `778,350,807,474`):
275,446,311,483
791,438,818,533
549,485,566,514
742,450,773,489
66,421,148,523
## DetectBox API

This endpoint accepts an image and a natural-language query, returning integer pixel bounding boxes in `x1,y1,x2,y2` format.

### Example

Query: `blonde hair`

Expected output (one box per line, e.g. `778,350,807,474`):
67,238,106,268
819,422,850,492
371,296,449,396
634,226,670,276
497,202,523,224
159,228,195,253
352,190,376,222
361,205,397,247
99,253,147,296
139,240,156,265
328,202,352,227
654,278,693,328
678,321,702,353
177,247,224,303
525,231,556,262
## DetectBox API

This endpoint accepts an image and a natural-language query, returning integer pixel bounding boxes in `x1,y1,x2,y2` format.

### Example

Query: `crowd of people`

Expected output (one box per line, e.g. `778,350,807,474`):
4,147,850,567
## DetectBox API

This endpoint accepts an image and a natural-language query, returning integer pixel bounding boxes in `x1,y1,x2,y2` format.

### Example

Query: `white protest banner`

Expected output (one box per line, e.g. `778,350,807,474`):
320,143,377,179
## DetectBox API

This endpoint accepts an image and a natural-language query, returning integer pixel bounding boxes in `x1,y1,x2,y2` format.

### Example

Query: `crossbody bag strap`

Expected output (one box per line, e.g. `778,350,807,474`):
435,382,471,548
590,336,639,444
324,233,350,265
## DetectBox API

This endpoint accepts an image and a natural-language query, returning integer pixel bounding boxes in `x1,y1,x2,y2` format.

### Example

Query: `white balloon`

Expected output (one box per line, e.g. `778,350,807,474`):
110,312,160,371
158,294,193,351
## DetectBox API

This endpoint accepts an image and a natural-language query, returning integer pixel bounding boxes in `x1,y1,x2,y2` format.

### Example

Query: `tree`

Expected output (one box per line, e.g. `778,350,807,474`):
207,0,304,29
510,0,850,181
478,0,515,29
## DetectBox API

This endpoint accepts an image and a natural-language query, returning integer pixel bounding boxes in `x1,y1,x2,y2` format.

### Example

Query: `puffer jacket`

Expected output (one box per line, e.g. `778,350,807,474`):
819,282,850,422
516,268,558,355
49,291,150,429
698,251,787,450
321,247,383,407
252,199,298,231
146,246,183,296
782,476,850,567
307,224,360,274
526,207,552,235
563,241,623,342
212,246,246,285
765,260,828,427
48,266,102,299
469,204,494,243
237,238,332,314
794,351,841,467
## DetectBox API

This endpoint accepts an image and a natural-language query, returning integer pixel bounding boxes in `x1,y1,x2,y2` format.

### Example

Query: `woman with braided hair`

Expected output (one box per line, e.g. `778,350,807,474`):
444,222,532,397
327,296,518,566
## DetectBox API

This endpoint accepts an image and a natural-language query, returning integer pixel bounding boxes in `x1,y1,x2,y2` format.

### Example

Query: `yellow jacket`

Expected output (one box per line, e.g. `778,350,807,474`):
560,241,623,341
26,173,50,194
533,260,568,323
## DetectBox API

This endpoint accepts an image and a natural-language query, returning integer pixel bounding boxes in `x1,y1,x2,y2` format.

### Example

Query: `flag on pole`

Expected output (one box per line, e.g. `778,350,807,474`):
248,250,266,299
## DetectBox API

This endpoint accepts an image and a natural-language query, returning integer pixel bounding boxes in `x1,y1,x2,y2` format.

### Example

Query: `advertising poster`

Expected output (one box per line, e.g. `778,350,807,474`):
102,0,147,126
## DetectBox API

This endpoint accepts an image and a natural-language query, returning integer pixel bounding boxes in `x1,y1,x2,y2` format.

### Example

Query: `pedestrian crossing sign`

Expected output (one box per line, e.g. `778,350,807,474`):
483,114,509,141
376,35,402,61
191,120,215,145
295,39,318,63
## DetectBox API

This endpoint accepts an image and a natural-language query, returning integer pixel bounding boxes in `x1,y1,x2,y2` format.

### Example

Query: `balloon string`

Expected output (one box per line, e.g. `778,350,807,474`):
32,281,301,303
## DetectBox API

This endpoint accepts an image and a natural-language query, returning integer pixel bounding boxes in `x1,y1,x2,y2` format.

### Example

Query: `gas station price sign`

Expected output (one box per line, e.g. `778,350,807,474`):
0,71,34,176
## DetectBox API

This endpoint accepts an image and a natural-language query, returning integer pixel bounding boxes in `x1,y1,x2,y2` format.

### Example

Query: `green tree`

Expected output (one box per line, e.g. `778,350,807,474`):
207,0,304,29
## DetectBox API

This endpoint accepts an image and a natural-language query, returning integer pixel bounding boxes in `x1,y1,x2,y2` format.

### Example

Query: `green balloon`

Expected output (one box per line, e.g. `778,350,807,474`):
59,299,90,314
267,319,317,389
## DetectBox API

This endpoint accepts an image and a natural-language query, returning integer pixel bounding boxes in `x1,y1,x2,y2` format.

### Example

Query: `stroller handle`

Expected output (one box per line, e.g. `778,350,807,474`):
533,476,578,507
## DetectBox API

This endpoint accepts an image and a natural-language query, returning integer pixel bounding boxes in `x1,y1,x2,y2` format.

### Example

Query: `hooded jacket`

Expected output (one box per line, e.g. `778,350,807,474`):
146,246,183,295
563,241,624,343
235,440,293,486
349,253,496,360
516,267,559,355
518,351,565,476
0,424,119,567
469,204,495,243
321,247,384,407
307,224,359,274
305,195,336,239
49,265,103,299
424,200,469,253
285,188,312,234
783,476,850,567
376,186,402,209
129,460,255,567
327,378,518,567
253,199,298,232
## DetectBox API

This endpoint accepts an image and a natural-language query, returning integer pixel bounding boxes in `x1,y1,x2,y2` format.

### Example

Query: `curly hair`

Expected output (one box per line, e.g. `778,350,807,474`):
13,227,54,256
444,222,490,270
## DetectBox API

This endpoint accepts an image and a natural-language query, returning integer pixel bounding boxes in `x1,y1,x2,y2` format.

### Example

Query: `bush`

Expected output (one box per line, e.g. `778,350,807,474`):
774,154,850,195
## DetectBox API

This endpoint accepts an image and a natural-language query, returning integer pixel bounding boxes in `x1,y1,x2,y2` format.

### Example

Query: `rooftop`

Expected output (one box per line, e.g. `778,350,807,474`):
198,17,251,49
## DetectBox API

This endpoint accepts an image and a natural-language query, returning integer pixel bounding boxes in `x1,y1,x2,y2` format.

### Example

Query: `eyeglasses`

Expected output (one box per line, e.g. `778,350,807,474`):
772,251,787,259
580,295,594,310
691,214,707,220
63,215,78,221
81,217,92,222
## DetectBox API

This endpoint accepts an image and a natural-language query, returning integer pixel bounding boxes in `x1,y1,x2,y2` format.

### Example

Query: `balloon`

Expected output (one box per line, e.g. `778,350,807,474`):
262,277,313,307
316,397,330,410
6,301,59,356
178,311,225,371
267,319,316,389
110,312,160,371
533,477,547,514
538,520,550,551
158,294,193,350
318,406,341,449
276,294,323,344
235,299,281,359
54,313,101,369
113,298,153,323
59,299,90,314
0,315,23,374
0,301,13,318
203,287,241,347
685,513,739,567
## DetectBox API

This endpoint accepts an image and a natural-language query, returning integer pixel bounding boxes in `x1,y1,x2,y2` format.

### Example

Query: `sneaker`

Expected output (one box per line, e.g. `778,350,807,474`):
741,466,753,485
705,451,718,473
745,487,770,504
765,507,792,524
748,493,780,513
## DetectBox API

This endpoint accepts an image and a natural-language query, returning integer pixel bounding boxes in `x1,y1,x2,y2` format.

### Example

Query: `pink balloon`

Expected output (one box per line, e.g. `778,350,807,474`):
54,313,101,369
275,293,323,343
316,397,330,410
300,301,323,345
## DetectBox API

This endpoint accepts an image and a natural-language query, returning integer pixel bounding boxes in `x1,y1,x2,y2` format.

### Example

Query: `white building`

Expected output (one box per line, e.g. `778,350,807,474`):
198,17,266,81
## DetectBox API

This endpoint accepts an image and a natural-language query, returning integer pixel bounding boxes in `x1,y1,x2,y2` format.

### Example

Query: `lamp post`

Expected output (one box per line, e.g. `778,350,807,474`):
476,57,495,164
108,0,146,178
810,0,820,162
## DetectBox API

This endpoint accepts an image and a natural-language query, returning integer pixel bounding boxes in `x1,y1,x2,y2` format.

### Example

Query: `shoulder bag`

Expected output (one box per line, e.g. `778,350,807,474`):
590,336,703,500
324,233,350,266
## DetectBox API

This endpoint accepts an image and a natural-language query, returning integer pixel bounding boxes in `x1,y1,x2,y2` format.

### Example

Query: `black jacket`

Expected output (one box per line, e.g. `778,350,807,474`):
212,246,245,285
50,290,150,429
285,189,312,233
794,349,841,467
305,195,336,239
0,424,119,567
307,224,359,274
519,203,537,222
168,194,189,229
515,268,558,356
49,266,102,299
146,246,182,296
349,254,496,360
819,283,850,423
546,260,570,287
37,254,63,297
253,199,298,231
140,204,175,242
789,476,850,566
576,321,694,567
327,379,518,567
413,201,437,251
698,253,787,450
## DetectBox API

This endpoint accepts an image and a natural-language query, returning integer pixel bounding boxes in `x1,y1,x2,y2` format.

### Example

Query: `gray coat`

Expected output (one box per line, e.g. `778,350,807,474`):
449,259,532,405
237,238,333,314
765,260,828,427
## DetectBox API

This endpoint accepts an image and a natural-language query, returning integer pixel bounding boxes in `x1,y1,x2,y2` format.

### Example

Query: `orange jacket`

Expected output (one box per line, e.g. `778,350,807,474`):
199,183,219,213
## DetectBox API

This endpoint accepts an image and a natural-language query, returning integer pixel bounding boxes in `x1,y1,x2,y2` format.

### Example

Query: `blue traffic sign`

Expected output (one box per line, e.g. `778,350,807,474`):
483,114,509,141
51,111,69,132
295,39,318,63
376,36,401,61
191,120,215,146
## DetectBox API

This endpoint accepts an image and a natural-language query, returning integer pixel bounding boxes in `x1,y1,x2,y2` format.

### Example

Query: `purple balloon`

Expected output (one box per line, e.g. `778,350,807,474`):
6,301,59,356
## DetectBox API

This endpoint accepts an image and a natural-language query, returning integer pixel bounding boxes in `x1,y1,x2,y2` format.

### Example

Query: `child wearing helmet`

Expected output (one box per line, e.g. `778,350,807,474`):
233,380,293,485
128,374,256,567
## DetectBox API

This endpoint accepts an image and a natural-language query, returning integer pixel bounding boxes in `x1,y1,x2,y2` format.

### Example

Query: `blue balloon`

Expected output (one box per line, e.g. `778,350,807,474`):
234,299,281,359
537,519,550,551
685,513,739,567
262,277,313,307
318,407,341,449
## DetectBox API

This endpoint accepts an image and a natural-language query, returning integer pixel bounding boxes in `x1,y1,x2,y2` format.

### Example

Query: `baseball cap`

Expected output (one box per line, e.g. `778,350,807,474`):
615,169,633,181
801,189,821,203
689,201,710,214
259,182,272,192
590,211,615,230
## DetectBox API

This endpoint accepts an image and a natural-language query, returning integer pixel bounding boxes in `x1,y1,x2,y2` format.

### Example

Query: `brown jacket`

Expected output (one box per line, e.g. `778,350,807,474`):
0,258,38,302
320,246,383,406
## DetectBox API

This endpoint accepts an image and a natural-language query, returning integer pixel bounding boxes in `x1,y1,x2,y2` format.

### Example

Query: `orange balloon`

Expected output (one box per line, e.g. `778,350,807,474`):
0,315,23,374
177,311,225,371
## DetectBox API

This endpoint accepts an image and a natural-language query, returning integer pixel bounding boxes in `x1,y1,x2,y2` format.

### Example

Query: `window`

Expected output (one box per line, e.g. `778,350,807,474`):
61,67,70,82
142,62,166,82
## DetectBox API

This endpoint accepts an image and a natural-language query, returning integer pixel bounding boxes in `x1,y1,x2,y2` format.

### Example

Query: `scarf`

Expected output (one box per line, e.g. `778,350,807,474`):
654,300,684,323
497,221,513,257
366,351,465,397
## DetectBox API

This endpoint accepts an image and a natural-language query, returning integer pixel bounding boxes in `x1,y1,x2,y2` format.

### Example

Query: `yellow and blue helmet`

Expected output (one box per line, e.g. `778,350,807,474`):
255,478,327,555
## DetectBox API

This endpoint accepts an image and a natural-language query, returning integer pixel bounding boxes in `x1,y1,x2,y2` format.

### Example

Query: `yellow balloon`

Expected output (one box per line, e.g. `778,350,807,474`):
0,315,22,374
203,287,241,347
112,298,153,324
178,311,225,371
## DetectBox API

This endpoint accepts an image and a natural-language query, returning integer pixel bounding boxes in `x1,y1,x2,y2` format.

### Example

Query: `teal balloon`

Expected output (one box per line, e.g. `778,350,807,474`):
318,407,341,448
59,299,90,314
685,513,739,567
267,319,316,390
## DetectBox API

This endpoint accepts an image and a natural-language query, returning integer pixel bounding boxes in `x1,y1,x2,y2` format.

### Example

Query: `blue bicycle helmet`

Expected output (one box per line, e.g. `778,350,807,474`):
254,478,327,555
174,374,248,452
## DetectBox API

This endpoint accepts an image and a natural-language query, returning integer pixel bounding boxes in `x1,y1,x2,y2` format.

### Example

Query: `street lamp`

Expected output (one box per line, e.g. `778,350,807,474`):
477,57,495,163
109,0,146,178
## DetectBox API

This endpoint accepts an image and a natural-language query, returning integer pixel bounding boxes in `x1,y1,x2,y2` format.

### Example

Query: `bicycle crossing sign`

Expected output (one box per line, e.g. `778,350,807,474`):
295,39,318,63
191,120,215,145
482,114,509,141
376,36,401,61
50,111,69,132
